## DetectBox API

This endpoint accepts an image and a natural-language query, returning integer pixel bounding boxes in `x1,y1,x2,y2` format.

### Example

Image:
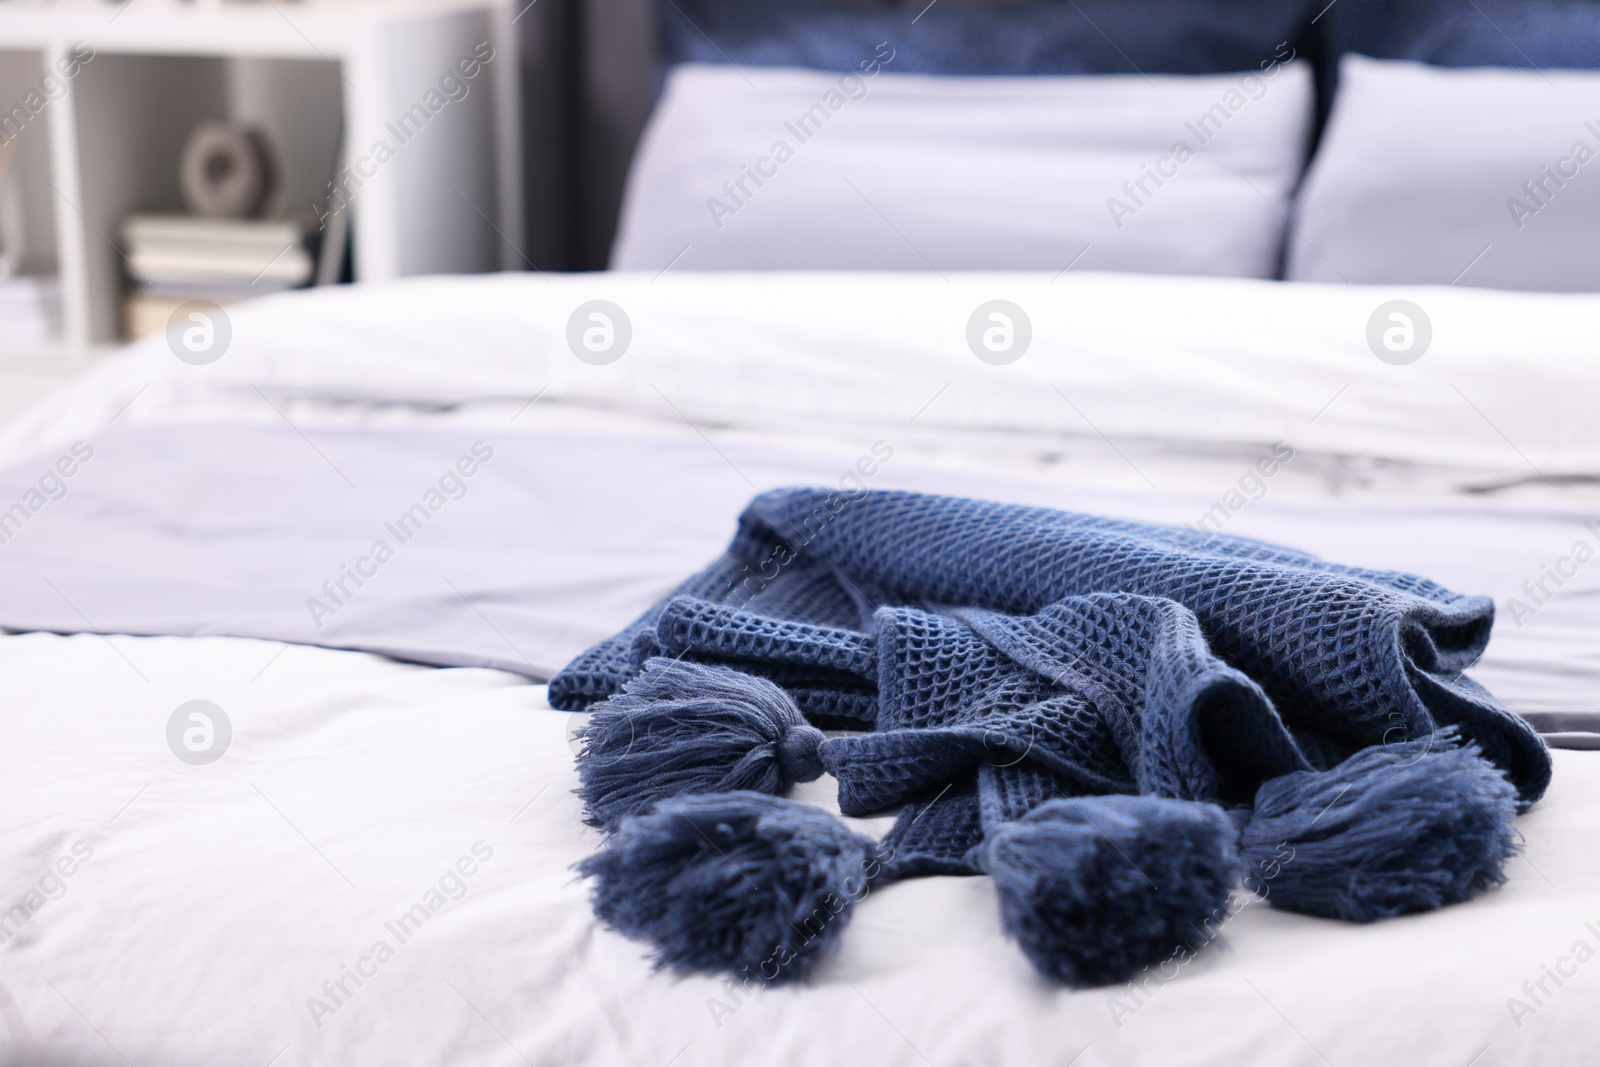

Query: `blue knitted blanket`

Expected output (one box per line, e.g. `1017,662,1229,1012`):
556,488,1550,986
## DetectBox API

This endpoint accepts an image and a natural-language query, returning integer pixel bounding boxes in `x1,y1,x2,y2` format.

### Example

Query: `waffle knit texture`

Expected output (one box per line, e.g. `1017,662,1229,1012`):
553,487,1550,879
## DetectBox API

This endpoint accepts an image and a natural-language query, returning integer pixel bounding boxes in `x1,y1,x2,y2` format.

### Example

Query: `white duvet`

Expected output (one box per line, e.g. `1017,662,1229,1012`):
2,271,1599,1067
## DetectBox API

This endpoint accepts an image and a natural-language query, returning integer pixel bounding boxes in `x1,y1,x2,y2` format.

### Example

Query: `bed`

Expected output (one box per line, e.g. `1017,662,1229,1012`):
1,269,1597,1066
6,0,1600,1064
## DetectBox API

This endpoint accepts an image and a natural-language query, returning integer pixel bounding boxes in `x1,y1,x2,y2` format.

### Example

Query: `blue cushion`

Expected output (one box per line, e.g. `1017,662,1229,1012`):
662,0,1316,76
1324,0,1600,69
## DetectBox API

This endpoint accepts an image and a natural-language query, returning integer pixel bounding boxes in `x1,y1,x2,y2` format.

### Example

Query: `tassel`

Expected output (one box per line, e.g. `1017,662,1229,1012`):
978,795,1239,987
1240,731,1519,922
573,658,826,833
577,792,877,982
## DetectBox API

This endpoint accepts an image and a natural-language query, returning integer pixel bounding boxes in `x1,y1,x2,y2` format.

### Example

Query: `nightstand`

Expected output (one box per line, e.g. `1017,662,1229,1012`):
0,0,523,366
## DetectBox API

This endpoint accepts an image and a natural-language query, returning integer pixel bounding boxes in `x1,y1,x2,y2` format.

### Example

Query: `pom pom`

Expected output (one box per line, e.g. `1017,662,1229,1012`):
979,795,1239,987
1241,731,1520,922
573,658,826,833
577,792,876,982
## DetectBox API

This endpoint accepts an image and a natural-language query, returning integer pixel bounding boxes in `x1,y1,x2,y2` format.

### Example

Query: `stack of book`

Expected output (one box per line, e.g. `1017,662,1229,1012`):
120,215,314,339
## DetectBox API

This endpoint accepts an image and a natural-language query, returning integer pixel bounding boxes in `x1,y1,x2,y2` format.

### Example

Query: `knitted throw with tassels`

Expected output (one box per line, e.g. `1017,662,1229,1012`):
554,488,1551,987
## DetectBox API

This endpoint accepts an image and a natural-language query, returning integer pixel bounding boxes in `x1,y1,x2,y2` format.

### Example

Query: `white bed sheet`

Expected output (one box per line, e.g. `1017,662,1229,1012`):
5,270,1600,485
3,271,1599,1066
3,625,1597,1067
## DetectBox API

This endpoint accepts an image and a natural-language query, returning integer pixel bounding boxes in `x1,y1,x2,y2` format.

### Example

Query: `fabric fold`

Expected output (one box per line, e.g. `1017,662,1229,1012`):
564,488,1545,988
552,486,1550,804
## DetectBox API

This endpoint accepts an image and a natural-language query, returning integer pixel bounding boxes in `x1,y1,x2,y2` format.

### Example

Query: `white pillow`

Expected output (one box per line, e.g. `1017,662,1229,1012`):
1287,55,1600,292
612,63,1314,276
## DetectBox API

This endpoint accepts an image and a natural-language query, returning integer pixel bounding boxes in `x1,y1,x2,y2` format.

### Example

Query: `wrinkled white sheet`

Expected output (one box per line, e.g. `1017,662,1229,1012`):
4,271,1600,486
2,271,1599,1066
2,631,1597,1067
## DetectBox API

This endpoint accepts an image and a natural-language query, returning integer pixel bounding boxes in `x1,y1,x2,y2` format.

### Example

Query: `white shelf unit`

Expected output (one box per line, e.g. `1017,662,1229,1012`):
0,0,522,367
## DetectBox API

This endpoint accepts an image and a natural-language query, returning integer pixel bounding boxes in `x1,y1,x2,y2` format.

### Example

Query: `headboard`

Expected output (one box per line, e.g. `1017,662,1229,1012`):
578,0,658,271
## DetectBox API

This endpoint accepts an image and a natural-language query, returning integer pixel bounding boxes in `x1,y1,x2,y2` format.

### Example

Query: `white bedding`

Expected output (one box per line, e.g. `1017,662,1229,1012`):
3,271,1599,1066
6,270,1600,482
4,635,1597,1067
